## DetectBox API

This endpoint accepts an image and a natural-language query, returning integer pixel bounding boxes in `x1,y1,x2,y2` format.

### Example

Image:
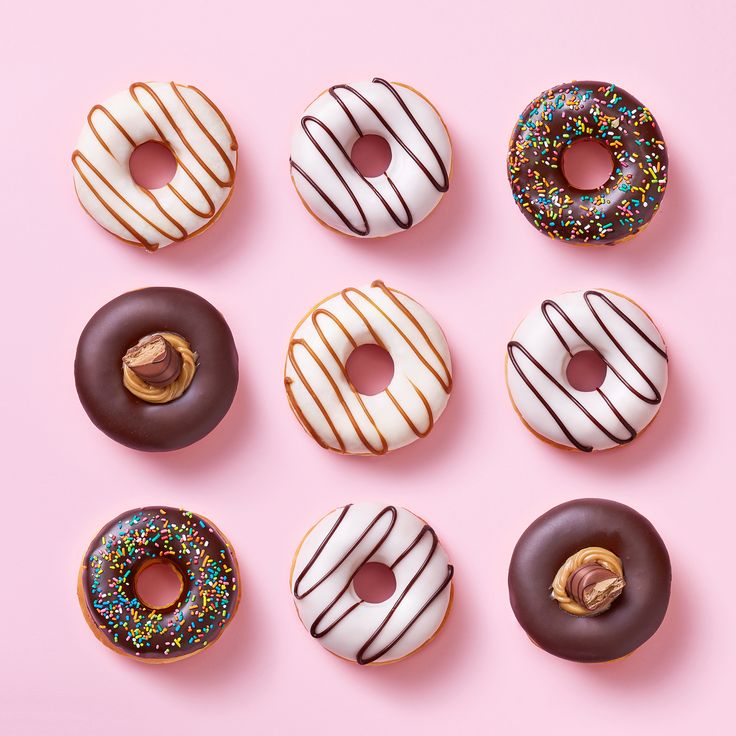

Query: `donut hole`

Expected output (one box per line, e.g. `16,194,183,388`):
353,562,396,603
561,139,614,190
129,141,177,189
566,350,608,392
346,344,394,395
350,135,392,178
134,559,184,610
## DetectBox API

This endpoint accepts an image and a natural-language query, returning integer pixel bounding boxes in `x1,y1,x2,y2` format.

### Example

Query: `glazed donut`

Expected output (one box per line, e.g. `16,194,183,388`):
290,78,451,237
284,280,452,455
508,81,667,245
290,502,454,665
506,289,668,452
508,498,671,663
72,81,237,251
78,506,240,663
75,287,238,451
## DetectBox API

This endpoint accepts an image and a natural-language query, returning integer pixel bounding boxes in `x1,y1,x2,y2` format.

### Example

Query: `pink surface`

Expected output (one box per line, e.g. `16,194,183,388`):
1,1,733,733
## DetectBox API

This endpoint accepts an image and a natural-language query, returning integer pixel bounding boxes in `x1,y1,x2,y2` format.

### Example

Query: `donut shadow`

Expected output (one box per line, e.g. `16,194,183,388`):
545,353,692,477
536,144,694,271
325,131,478,268
125,148,257,272
580,554,692,688
131,363,253,481
612,147,695,270
342,351,472,477
339,572,479,695
129,569,268,695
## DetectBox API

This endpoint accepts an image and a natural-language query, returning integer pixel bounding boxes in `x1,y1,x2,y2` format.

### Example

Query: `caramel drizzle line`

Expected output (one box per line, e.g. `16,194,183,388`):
129,82,236,188
289,78,449,236
286,281,450,454
72,152,164,250
507,290,666,452
73,83,235,248
293,505,454,665
90,101,216,220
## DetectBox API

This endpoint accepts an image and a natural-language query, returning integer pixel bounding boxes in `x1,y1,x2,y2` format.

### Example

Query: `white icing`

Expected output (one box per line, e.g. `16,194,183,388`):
290,79,451,237
291,502,453,665
506,289,668,451
284,281,452,455
72,82,237,250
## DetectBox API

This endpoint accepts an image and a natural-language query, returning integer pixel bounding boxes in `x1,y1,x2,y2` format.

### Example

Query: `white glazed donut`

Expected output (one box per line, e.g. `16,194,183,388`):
506,289,668,452
291,502,454,665
284,280,452,455
289,78,451,238
72,82,237,251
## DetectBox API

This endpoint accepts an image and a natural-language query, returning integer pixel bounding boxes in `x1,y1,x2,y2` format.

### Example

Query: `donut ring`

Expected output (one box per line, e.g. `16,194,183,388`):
75,287,238,451
284,280,452,455
508,498,671,663
506,289,668,452
78,506,240,663
290,502,454,665
507,81,667,245
72,81,237,251
290,78,451,238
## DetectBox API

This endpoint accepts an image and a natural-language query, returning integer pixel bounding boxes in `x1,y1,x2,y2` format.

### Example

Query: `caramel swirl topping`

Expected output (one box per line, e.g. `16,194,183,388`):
551,547,625,616
122,333,197,404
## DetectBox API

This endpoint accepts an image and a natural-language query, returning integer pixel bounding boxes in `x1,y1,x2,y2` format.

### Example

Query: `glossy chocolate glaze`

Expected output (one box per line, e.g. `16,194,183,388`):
75,287,238,451
508,81,668,244
80,507,239,660
508,499,671,662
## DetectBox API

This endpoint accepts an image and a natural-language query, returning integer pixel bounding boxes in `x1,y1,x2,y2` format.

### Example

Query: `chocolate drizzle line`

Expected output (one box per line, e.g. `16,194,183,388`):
293,505,454,665
72,82,236,250
290,78,449,236
507,290,667,452
285,281,452,455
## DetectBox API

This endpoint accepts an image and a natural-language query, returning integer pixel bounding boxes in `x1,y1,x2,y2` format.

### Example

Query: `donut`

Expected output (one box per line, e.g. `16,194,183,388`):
289,78,451,237
284,280,452,455
507,81,667,245
290,502,454,665
505,289,668,452
508,498,671,663
75,287,238,451
78,506,240,663
72,81,237,251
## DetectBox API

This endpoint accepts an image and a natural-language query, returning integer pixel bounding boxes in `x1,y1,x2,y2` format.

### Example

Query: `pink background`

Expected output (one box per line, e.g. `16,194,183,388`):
1,1,733,733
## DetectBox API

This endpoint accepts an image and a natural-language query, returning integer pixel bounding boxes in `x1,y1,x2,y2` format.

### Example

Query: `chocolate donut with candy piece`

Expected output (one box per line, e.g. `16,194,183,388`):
74,287,238,451
508,498,671,663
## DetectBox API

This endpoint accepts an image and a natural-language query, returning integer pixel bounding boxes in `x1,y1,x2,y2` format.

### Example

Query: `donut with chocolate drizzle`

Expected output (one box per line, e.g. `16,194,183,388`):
291,502,454,665
506,288,668,452
290,78,451,238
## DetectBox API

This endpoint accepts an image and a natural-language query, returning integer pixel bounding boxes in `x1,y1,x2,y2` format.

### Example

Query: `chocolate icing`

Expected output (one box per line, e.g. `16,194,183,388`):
75,287,238,451
80,507,239,660
508,499,671,663
507,81,668,244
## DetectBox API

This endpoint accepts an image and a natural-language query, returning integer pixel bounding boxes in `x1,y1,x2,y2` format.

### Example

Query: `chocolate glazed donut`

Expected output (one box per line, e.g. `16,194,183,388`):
75,287,238,451
508,499,671,663
508,81,668,245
